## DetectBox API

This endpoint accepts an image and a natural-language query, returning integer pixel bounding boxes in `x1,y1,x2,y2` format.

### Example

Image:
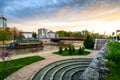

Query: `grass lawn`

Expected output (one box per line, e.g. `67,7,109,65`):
106,61,120,80
106,41,120,80
0,56,44,80
53,50,90,56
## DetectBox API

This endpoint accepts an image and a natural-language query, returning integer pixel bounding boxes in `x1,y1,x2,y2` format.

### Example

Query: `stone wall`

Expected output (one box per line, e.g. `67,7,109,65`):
80,41,109,80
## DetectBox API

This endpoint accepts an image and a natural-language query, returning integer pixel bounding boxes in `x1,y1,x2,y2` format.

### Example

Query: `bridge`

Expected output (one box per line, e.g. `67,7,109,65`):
50,38,84,42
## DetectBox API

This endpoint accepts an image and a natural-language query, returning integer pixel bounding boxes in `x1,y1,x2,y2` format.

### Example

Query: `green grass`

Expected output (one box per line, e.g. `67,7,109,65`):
0,56,44,80
106,41,120,80
53,50,90,56
106,61,120,80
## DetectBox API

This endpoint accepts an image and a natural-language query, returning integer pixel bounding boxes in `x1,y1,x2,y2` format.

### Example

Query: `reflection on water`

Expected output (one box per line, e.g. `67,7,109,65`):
0,47,43,55
0,45,59,55
0,41,83,55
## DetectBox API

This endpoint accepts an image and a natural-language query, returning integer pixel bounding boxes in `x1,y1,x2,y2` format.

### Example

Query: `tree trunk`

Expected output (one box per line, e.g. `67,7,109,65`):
3,39,5,44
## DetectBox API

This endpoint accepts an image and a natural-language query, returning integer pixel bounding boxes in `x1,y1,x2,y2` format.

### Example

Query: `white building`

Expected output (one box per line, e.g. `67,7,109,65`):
0,16,7,28
38,28,58,41
38,28,47,40
46,31,56,38
21,32,33,38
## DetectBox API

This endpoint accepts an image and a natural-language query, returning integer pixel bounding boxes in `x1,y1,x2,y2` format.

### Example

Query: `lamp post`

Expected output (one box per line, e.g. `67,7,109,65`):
14,27,15,41
112,32,115,40
116,31,117,41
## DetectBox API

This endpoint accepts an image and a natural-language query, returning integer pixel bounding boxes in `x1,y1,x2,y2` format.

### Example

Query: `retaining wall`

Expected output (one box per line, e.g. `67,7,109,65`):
80,41,109,80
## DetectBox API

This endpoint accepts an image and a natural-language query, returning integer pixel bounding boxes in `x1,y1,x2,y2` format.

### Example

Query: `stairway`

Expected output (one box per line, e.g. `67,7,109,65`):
32,58,92,80
94,39,106,50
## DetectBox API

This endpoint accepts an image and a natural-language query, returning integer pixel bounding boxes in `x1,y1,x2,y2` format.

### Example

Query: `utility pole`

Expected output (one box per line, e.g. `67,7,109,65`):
116,31,118,41
14,27,15,41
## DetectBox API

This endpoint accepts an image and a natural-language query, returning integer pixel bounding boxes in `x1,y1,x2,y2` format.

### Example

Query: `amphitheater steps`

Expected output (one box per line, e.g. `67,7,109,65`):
52,64,88,80
61,66,85,80
32,58,92,80
71,71,83,80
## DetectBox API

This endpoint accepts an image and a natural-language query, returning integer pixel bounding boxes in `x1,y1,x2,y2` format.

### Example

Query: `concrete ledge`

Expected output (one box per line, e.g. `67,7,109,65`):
80,41,109,80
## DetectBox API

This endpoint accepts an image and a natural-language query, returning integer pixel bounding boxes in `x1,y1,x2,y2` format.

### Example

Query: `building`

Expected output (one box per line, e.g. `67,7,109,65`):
38,28,47,40
21,32,33,38
38,28,58,39
0,16,7,28
38,28,59,42
46,31,58,38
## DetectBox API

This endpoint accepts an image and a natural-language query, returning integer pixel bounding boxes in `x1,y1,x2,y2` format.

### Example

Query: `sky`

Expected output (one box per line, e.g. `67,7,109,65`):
0,0,120,35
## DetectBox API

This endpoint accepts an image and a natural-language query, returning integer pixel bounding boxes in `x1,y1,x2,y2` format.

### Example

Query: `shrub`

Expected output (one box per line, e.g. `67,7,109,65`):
107,52,120,64
83,34,94,49
106,42,120,63
106,41,120,80
78,46,85,54
64,47,68,51
68,45,72,55
59,45,63,54
71,45,75,52
106,61,117,68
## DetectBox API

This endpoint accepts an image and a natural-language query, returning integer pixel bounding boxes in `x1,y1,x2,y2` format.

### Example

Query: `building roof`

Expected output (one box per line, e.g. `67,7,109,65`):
0,16,7,21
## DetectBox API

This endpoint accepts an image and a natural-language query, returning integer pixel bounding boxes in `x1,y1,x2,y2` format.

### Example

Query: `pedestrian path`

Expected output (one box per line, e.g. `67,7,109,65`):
3,49,99,80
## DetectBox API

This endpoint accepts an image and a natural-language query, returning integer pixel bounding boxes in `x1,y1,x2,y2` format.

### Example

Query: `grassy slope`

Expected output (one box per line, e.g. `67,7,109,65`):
106,42,120,80
0,56,44,80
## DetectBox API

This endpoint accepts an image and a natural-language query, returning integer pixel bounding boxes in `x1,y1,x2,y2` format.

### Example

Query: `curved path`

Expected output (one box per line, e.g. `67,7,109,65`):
4,47,99,80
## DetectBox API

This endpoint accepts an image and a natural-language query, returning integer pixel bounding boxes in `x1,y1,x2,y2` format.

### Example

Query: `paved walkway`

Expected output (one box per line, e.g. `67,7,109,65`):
3,48,99,80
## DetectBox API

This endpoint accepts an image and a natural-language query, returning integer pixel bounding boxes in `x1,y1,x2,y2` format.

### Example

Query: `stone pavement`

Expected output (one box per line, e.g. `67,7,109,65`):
3,49,99,80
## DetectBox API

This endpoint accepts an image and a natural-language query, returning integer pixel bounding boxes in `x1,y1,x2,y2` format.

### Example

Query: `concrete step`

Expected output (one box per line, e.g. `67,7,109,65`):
52,64,89,80
32,58,92,80
61,67,86,80
71,71,83,80
95,39,106,50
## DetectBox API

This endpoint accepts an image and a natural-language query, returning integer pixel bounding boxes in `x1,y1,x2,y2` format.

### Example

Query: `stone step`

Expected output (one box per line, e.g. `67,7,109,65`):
52,64,89,80
71,71,83,80
61,67,86,80
42,61,92,80
33,58,90,80
95,39,106,50
32,58,92,80
50,62,90,80
43,61,89,80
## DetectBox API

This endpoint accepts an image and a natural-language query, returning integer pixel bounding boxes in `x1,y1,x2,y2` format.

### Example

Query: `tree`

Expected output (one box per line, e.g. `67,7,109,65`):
74,32,82,38
64,47,68,51
5,27,11,39
83,34,94,49
56,30,83,38
71,45,75,52
32,32,37,39
68,45,72,55
78,46,85,54
17,31,25,40
0,30,9,44
11,27,19,40
59,45,63,54
92,33,99,38
4,27,24,40
56,30,68,37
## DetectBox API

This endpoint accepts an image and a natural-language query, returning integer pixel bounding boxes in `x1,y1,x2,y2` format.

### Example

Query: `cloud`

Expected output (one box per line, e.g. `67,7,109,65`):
1,0,120,34
0,0,97,19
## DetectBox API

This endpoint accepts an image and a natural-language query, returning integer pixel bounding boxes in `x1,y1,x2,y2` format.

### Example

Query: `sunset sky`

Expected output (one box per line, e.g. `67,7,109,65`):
0,0,120,35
